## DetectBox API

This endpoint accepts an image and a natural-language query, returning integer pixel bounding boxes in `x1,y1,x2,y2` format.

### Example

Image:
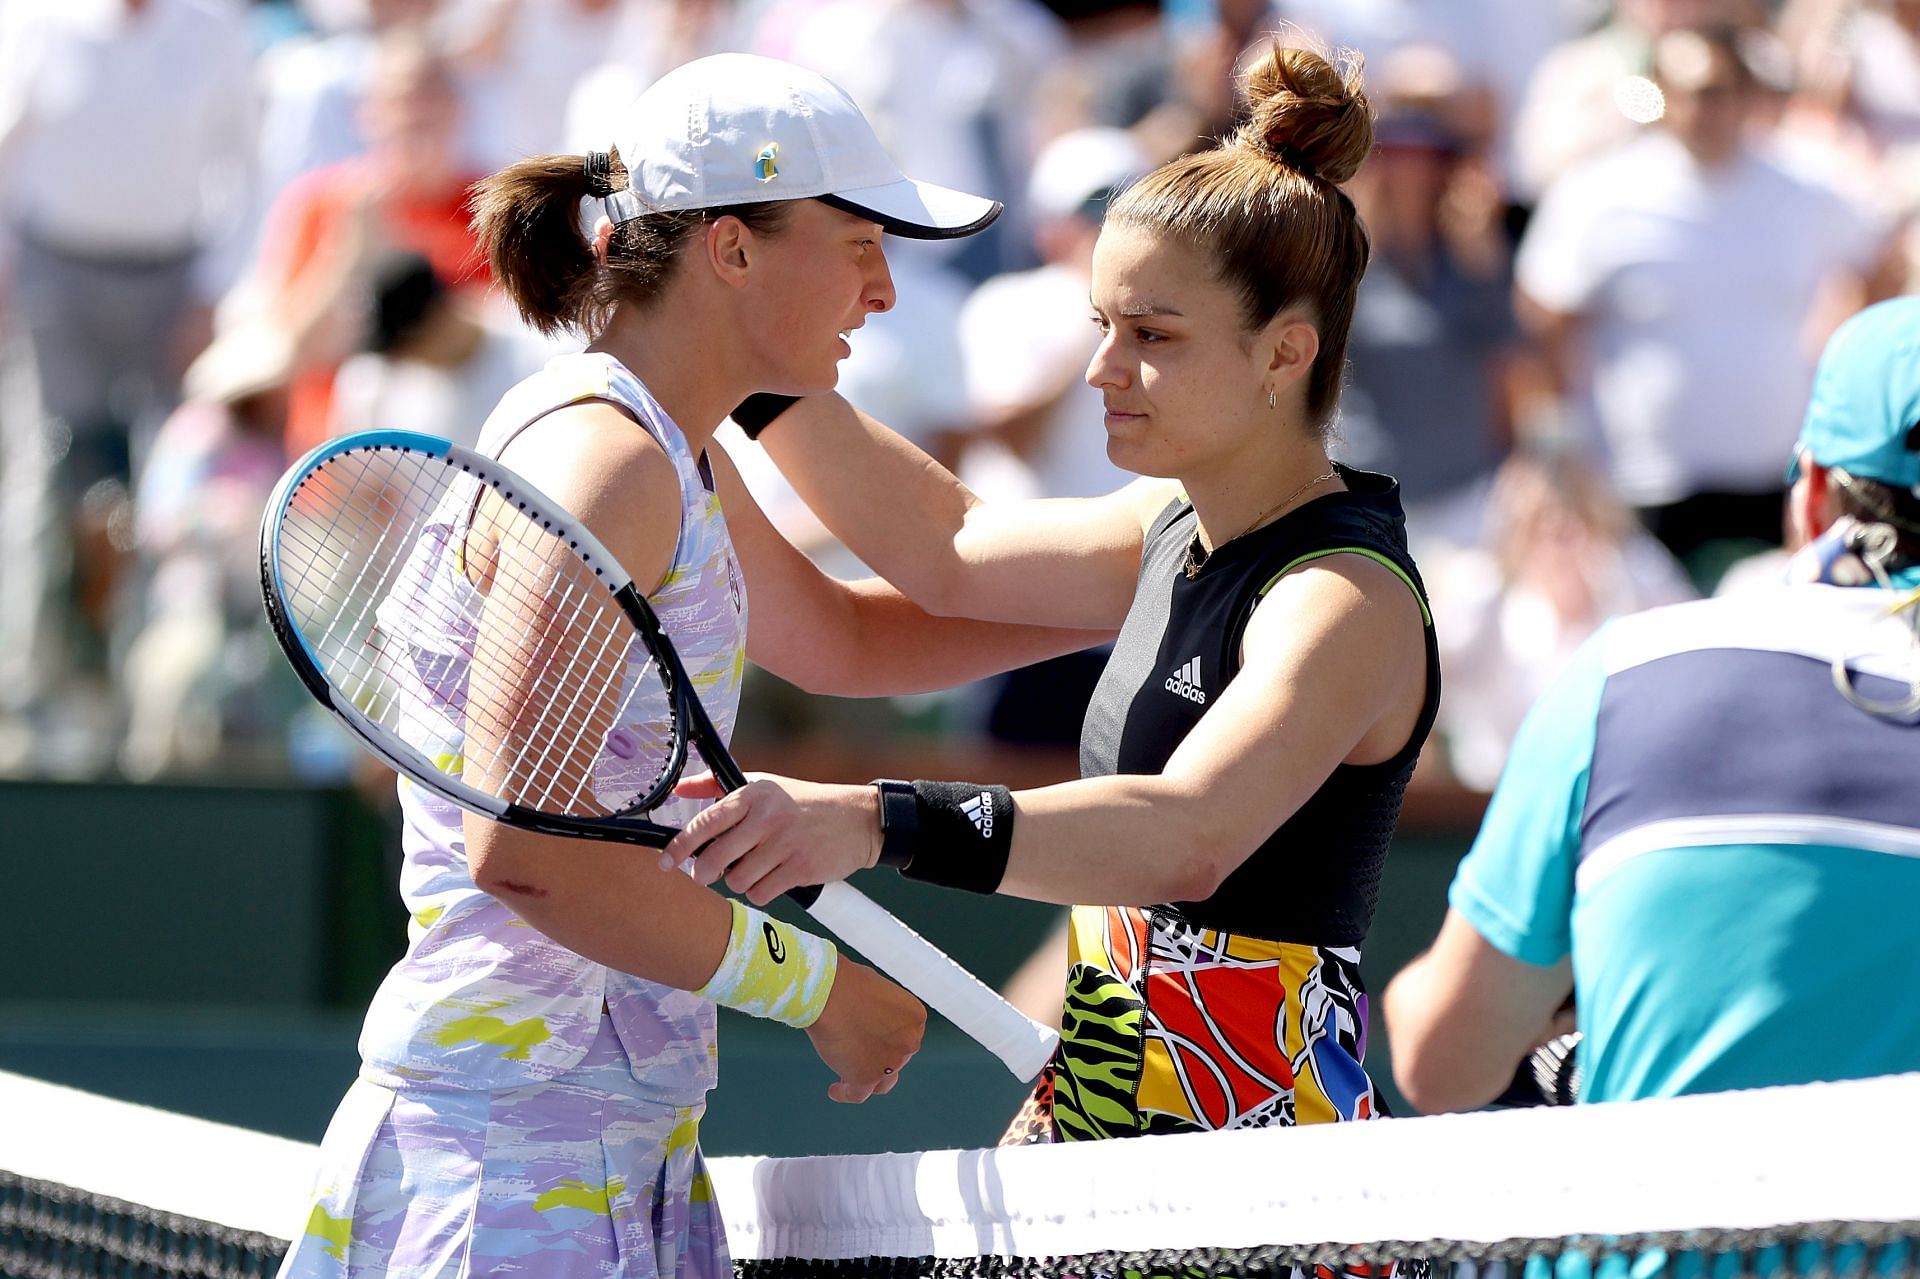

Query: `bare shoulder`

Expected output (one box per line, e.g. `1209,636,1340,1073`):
1237,552,1429,764
1246,551,1427,658
496,400,682,590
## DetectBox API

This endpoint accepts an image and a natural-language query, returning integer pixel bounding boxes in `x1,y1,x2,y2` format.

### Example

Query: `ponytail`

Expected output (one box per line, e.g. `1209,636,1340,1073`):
469,149,795,339
469,154,600,338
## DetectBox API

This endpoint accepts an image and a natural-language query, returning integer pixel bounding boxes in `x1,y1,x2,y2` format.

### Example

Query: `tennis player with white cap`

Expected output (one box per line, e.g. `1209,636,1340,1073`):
599,52,1000,238
276,53,1099,1279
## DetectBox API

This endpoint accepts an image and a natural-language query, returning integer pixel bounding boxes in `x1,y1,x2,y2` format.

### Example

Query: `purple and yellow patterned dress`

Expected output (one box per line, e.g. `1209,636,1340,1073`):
280,354,748,1279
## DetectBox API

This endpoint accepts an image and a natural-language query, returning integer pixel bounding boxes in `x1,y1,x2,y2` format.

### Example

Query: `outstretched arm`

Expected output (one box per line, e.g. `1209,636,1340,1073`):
1382,912,1574,1114
460,405,924,1102
665,554,1429,907
710,441,1116,696
746,394,1170,628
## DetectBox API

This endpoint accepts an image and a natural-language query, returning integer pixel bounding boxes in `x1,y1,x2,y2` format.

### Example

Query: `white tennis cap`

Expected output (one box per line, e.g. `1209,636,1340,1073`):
603,53,1002,241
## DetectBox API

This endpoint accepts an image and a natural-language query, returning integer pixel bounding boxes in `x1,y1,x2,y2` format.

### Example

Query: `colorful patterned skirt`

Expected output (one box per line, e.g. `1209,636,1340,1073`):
1003,905,1382,1144
1001,906,1415,1279
280,1015,727,1279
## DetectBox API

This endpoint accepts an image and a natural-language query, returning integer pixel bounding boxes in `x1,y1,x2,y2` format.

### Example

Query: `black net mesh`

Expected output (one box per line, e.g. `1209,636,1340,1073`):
726,1231,1920,1278
1,1173,285,1279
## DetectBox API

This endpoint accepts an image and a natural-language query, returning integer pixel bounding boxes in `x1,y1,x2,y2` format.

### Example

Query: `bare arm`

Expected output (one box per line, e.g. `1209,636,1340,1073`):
1382,910,1574,1114
996,555,1429,904
459,405,924,1100
668,555,1430,908
754,394,1171,627
710,442,1115,695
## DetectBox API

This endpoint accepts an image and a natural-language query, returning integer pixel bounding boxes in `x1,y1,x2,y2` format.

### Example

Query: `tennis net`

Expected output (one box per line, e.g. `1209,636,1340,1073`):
5,1068,1917,1278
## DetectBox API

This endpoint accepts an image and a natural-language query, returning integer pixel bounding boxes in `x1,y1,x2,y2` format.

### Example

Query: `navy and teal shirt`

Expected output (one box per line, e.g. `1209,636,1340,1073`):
1452,576,1920,1103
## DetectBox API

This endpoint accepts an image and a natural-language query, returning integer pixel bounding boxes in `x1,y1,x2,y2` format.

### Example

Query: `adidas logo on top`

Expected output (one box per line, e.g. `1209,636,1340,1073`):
961,791,995,838
1164,656,1206,704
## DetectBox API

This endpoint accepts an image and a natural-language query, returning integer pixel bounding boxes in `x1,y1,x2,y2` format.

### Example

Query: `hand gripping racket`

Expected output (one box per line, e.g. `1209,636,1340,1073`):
259,430,1058,1080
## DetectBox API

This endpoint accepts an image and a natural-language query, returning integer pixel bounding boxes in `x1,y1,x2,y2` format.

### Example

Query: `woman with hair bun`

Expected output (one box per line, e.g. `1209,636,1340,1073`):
671,41,1440,1147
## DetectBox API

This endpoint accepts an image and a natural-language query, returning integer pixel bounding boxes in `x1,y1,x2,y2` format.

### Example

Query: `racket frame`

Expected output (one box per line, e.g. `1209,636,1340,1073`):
259,428,1059,1079
259,429,749,851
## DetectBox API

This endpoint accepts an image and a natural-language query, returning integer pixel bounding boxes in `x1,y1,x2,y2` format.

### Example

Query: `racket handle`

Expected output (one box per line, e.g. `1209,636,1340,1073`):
802,880,1060,1081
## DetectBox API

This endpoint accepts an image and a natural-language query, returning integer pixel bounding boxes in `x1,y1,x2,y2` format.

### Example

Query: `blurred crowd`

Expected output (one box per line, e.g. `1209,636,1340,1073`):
0,0,1913,791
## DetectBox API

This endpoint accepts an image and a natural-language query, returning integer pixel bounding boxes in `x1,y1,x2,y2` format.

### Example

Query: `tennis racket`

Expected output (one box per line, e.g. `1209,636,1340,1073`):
259,429,1058,1080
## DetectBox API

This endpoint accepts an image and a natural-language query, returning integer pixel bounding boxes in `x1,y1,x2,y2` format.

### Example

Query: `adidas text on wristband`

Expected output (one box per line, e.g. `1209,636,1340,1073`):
895,780,1014,895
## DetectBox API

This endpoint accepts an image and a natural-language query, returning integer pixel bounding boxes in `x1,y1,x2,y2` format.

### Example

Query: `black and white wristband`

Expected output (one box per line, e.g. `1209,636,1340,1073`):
730,394,802,439
869,779,1014,895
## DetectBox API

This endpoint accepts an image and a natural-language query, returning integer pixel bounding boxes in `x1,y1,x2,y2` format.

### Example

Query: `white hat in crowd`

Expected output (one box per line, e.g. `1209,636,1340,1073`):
601,53,1001,241
1026,127,1152,223
184,326,295,405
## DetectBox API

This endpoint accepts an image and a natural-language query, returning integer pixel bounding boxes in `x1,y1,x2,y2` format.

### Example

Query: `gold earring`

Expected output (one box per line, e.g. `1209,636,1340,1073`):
1268,390,1277,409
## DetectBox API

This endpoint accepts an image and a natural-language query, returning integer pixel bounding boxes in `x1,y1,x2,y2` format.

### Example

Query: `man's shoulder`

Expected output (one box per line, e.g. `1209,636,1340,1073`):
1595,583,1885,677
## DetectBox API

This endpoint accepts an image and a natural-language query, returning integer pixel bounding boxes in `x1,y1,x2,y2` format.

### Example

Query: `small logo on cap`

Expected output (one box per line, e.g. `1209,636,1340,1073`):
755,142,780,183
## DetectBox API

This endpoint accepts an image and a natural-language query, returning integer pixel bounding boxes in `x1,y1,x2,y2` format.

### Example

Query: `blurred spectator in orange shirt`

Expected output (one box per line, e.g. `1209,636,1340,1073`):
247,28,486,459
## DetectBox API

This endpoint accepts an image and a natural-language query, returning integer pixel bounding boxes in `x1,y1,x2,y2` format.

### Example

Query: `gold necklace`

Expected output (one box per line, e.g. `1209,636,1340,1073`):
1184,468,1339,579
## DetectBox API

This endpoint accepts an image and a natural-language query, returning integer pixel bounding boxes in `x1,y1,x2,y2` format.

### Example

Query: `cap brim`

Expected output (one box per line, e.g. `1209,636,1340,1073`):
820,178,1002,241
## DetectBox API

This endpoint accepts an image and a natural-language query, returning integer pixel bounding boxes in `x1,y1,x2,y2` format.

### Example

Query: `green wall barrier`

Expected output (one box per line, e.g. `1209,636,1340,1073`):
0,780,1469,1152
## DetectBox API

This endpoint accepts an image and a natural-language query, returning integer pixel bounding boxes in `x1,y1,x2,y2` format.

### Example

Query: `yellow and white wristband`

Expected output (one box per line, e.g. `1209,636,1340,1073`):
693,899,838,1028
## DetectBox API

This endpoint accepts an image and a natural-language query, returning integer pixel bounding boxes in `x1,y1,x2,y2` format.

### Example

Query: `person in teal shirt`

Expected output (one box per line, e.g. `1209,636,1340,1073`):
1385,296,1920,1112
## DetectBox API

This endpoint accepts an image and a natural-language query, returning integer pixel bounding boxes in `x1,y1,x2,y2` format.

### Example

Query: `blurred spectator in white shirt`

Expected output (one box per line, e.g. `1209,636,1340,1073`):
121,322,294,779
1428,448,1696,792
1515,25,1893,567
0,0,255,770
1511,0,1745,203
951,126,1147,505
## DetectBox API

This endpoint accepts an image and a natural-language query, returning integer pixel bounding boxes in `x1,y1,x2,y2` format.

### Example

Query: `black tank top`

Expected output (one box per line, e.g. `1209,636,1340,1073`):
1078,465,1441,945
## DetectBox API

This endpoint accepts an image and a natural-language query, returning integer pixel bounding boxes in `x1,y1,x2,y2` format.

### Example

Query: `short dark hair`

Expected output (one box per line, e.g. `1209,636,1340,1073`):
369,252,446,354
1832,470,1920,565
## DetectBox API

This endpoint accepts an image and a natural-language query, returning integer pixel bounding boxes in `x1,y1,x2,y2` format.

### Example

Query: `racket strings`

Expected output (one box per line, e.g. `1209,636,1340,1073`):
288,454,635,807
275,447,680,819
280,456,448,722
480,543,654,813
458,528,679,814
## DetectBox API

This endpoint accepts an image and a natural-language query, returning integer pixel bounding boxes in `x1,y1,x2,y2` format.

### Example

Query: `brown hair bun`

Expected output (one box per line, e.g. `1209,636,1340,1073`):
1239,41,1373,186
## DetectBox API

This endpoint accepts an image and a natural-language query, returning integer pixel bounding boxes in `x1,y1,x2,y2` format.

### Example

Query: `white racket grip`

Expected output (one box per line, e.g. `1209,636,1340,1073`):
803,880,1060,1081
